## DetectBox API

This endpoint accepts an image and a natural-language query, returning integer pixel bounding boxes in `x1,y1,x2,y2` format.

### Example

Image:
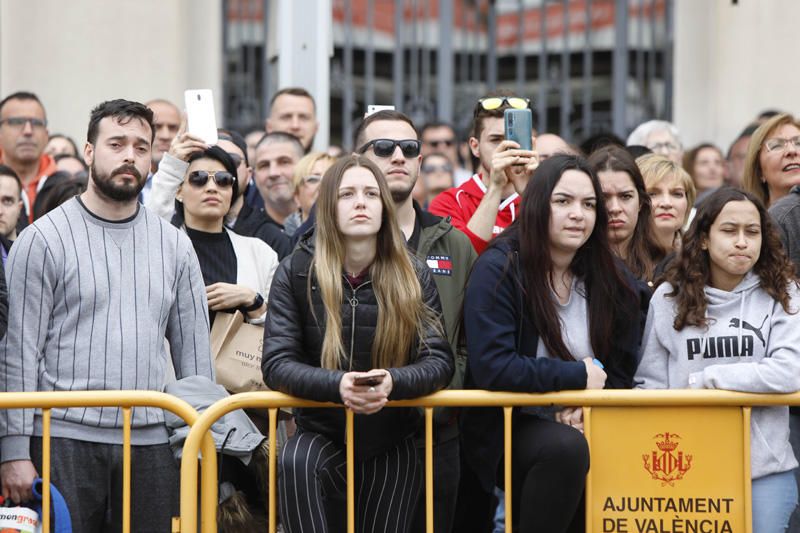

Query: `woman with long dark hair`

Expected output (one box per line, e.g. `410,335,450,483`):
588,145,663,283
636,187,800,533
262,155,453,533
461,154,642,533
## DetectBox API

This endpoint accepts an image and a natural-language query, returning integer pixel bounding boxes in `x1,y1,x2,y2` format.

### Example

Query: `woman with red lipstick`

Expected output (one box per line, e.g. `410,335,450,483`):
174,145,278,326
638,153,696,255
743,113,800,207
588,146,662,283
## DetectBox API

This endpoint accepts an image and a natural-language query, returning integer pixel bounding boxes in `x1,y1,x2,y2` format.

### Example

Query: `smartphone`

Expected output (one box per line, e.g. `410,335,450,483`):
353,372,385,387
184,89,218,145
365,104,395,118
504,108,533,151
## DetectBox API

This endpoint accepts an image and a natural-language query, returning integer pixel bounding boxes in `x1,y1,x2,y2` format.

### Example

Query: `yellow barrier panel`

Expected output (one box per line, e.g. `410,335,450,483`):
176,389,800,533
0,391,213,533
586,406,749,533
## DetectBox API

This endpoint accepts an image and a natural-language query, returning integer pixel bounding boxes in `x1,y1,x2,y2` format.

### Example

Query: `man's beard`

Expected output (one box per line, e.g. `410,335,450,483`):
90,161,145,202
390,180,415,204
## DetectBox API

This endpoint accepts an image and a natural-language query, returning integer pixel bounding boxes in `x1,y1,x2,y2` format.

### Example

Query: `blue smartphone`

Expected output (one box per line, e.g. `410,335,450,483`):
504,108,533,151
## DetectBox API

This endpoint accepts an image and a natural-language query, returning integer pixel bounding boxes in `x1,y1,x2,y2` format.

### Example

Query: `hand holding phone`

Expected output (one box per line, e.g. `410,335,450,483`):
353,372,386,387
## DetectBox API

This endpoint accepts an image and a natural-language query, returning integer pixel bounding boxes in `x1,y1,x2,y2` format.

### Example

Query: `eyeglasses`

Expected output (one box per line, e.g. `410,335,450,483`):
764,136,800,153
0,117,47,129
421,163,453,174
358,139,421,158
647,141,681,153
426,139,455,148
187,170,236,188
477,96,530,111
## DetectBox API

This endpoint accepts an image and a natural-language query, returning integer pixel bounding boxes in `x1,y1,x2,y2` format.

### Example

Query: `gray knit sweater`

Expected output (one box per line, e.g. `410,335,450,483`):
0,198,214,462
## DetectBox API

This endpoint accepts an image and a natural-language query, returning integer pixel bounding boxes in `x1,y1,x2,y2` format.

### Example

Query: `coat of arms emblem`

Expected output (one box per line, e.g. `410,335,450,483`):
643,432,692,486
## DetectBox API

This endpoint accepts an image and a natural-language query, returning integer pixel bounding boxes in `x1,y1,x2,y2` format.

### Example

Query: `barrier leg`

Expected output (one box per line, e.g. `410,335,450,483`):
346,409,354,533
268,408,278,533
425,407,433,533
42,409,51,533
123,407,131,533
504,407,512,533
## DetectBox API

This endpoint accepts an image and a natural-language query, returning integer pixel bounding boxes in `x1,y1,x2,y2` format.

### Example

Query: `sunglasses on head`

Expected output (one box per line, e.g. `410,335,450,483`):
187,170,236,188
476,96,530,112
358,138,421,158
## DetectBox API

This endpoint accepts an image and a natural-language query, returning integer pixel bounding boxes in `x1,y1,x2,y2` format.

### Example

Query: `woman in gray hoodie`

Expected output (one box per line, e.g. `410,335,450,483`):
636,187,800,533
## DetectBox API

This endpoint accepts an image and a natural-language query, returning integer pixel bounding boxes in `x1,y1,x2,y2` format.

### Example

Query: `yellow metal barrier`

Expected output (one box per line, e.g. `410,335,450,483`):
176,389,800,533
0,390,216,533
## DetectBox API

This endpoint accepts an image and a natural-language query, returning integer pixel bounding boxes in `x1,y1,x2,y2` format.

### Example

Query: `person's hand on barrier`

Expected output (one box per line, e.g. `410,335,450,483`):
555,407,584,433
0,459,38,504
583,358,607,389
339,370,393,415
206,283,256,311
168,118,208,162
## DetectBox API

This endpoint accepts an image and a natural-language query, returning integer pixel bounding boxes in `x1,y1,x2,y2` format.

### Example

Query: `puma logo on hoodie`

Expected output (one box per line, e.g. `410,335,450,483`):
728,316,768,347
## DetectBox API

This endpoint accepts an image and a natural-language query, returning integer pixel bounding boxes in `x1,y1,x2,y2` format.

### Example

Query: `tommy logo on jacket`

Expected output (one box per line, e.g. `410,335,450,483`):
426,255,452,276
685,315,767,360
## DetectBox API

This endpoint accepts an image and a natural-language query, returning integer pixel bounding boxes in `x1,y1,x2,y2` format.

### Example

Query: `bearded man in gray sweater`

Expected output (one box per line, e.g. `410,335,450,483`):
0,99,214,532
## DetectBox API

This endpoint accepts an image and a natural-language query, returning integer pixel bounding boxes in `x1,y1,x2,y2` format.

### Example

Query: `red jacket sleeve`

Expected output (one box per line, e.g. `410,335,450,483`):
428,190,489,253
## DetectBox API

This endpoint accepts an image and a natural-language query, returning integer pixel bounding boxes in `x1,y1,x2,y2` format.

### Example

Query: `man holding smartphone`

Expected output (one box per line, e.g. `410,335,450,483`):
354,109,477,533
428,90,539,253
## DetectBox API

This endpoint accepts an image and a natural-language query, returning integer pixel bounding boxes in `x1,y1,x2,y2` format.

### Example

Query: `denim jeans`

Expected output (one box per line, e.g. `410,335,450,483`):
753,469,798,533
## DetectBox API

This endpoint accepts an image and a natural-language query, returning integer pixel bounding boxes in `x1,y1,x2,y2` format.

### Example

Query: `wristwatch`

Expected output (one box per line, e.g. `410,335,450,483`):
243,292,264,312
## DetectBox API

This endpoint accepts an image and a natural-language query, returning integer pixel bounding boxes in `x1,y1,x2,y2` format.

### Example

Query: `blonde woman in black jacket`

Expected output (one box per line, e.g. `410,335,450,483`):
262,155,454,533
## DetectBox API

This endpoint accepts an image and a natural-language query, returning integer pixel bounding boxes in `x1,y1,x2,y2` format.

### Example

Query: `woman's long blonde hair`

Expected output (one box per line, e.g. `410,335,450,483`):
312,155,440,370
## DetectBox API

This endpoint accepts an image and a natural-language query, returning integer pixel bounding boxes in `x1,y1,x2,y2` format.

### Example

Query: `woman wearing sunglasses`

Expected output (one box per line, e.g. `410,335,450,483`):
262,155,453,533
461,155,641,533
174,145,278,325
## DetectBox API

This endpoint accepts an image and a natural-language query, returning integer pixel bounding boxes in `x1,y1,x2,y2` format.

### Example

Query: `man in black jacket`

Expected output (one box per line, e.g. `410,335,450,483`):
354,110,477,533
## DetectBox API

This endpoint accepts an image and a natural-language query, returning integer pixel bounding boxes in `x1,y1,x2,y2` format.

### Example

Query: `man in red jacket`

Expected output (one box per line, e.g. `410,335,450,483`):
429,91,538,252
0,92,56,222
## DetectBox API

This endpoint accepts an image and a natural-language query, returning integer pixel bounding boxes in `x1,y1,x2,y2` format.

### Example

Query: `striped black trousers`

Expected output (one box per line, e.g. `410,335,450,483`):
279,431,421,533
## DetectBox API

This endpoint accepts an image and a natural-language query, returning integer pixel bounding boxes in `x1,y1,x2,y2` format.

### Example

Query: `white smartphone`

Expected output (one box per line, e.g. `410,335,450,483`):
365,104,395,117
184,89,218,144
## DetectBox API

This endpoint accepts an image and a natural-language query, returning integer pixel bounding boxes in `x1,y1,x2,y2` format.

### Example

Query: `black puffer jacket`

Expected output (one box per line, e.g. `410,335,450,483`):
262,232,454,458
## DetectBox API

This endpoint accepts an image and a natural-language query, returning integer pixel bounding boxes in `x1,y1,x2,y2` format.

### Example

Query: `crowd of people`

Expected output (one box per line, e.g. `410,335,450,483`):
0,86,796,533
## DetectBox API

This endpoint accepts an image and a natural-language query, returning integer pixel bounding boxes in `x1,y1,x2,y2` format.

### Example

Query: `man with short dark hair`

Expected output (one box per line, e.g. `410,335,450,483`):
420,121,471,186
266,87,318,152
252,131,303,227
0,92,56,220
428,91,538,252
0,99,213,532
355,109,477,533
0,165,22,263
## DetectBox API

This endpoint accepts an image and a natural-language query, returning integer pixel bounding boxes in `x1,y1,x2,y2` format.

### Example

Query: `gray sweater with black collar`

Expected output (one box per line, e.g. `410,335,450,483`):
0,198,214,462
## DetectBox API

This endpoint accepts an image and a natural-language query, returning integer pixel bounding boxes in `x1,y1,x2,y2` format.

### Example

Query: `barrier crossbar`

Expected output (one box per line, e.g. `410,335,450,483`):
0,391,216,533
176,389,800,533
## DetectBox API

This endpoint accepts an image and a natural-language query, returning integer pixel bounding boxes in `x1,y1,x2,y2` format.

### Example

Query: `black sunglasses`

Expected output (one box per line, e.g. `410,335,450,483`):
358,139,421,158
187,170,236,188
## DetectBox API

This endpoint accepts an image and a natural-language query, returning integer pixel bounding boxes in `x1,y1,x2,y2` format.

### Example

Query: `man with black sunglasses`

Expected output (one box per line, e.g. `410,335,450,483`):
354,109,477,533
429,90,538,253
0,91,56,222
